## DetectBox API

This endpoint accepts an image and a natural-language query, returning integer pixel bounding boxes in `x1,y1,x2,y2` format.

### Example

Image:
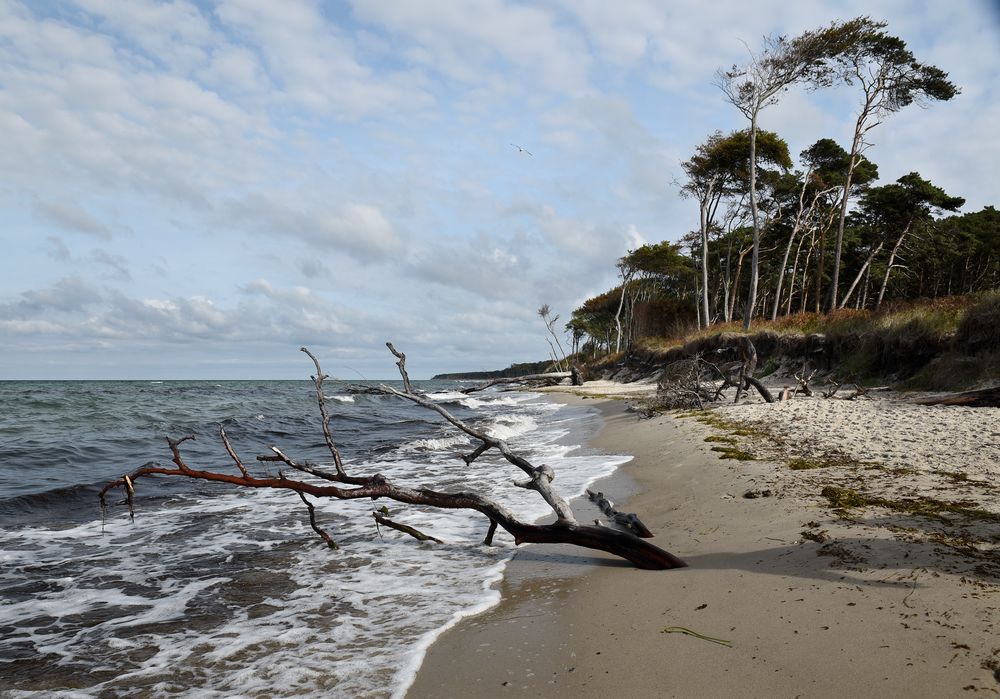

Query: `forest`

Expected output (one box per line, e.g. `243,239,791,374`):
567,17,999,359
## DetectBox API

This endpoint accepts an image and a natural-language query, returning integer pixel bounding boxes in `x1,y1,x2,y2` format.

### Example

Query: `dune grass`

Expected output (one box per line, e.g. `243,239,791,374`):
621,293,1000,389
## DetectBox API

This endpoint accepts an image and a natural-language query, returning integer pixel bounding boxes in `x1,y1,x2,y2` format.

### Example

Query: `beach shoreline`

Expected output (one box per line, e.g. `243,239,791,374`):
408,389,1000,697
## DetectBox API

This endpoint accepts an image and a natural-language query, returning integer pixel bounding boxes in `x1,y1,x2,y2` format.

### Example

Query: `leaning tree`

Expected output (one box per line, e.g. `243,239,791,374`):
100,344,686,570
825,18,960,312
716,17,871,330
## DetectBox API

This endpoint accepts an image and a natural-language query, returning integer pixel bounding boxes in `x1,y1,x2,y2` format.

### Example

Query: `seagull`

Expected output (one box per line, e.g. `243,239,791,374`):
510,143,533,156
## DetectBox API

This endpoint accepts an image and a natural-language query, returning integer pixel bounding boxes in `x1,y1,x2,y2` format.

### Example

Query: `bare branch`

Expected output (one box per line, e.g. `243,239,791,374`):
376,382,577,524
385,342,414,393
587,490,654,538
220,425,250,478
96,345,689,570
483,519,498,545
461,372,571,394
462,443,492,465
373,511,443,544
296,489,338,549
299,346,355,483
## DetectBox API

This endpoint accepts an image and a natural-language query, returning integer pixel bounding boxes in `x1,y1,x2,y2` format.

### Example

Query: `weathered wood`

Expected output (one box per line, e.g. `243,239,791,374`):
794,366,817,397
744,375,775,403
461,372,571,394
734,336,758,403
913,387,1000,408
98,344,688,570
587,490,654,538
385,342,414,394
373,511,443,544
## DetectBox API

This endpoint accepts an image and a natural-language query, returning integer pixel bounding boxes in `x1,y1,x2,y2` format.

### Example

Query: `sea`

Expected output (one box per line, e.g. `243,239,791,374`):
0,379,629,698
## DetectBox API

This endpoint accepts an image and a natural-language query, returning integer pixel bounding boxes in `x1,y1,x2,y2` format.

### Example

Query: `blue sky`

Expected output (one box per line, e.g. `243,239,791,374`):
2,0,998,379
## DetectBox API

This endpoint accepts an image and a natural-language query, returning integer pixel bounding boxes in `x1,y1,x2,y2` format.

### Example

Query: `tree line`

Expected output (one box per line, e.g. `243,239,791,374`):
567,17,998,357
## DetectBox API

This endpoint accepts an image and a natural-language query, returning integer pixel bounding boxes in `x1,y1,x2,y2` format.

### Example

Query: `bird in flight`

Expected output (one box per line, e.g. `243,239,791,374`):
510,143,533,156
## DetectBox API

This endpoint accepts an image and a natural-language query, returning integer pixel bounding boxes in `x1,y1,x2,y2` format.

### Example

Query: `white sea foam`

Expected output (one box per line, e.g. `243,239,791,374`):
0,392,630,698
423,391,466,401
485,413,538,441
397,433,472,453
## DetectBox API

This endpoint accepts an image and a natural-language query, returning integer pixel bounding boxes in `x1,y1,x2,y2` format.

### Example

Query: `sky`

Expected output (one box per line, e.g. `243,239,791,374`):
2,0,998,379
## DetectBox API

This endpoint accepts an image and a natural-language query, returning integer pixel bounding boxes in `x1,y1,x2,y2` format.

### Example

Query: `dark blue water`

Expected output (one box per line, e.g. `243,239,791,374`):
0,379,470,525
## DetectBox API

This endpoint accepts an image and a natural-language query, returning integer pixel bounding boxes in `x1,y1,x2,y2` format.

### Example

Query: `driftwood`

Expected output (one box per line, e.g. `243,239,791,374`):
99,344,686,570
709,361,742,401
794,366,817,397
656,341,774,409
587,489,654,538
733,337,775,403
461,372,571,394
743,375,775,403
657,358,714,409
913,386,1000,408
701,340,774,404
373,509,443,544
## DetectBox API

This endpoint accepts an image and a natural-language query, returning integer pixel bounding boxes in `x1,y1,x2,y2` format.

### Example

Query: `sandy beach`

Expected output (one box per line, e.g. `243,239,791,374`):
408,389,1000,697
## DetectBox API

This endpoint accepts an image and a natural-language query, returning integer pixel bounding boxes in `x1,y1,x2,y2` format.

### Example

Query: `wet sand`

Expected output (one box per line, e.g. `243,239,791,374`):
407,394,1000,698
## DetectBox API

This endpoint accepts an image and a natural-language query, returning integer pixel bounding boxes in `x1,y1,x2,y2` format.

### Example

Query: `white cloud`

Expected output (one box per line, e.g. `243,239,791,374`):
0,0,996,378
220,196,402,262
216,0,433,117
348,0,593,94
33,200,113,239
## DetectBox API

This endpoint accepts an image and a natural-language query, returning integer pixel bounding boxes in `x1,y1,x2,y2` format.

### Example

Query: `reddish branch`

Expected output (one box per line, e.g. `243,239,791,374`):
99,344,686,570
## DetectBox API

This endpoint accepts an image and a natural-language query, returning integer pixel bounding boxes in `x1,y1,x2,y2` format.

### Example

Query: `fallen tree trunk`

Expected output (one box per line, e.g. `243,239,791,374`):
99,345,687,570
706,343,774,404
461,372,571,394
913,387,1000,408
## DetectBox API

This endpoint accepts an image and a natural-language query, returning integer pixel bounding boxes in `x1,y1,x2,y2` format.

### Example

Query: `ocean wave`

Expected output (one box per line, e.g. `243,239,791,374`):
484,413,538,441
395,433,472,453
0,382,630,698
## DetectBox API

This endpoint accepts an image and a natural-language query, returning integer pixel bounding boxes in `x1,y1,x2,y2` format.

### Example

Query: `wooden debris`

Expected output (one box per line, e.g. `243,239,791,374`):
586,489,654,538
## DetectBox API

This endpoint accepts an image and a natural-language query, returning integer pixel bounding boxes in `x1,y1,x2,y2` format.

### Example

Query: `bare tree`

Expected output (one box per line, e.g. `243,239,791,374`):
538,304,569,370
99,345,686,570
771,171,841,320
611,263,635,352
716,21,860,330
825,19,959,311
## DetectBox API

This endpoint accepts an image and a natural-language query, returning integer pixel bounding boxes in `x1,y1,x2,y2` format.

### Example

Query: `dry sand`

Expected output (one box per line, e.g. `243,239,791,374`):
408,388,1000,698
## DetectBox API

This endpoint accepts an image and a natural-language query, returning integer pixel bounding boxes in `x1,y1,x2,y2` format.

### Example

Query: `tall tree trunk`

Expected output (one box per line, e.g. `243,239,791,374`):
859,262,871,309
613,267,632,353
770,171,815,321
786,226,810,315
814,228,825,314
839,241,884,309
699,184,714,328
730,245,750,322
771,223,798,320
828,96,874,312
744,112,760,331
875,221,912,310
721,242,734,323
